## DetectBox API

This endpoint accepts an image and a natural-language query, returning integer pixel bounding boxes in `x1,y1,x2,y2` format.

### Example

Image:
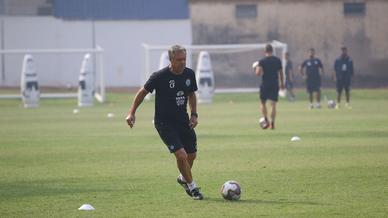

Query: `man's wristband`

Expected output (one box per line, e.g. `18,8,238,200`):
191,112,198,118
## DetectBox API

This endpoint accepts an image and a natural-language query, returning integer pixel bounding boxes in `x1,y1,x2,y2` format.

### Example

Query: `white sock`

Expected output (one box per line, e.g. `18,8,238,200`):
187,181,197,191
178,174,187,183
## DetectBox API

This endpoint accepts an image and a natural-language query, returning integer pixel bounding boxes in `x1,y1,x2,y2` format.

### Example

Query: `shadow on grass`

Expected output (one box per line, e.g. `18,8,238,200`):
204,197,324,206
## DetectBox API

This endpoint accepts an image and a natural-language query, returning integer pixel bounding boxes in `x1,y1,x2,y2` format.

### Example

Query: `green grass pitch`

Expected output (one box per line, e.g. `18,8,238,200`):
0,89,387,217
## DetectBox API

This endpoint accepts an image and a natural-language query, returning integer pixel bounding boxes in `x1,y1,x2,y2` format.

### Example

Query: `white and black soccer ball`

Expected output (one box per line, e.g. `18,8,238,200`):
252,61,259,70
259,117,269,129
327,99,336,109
278,89,287,98
221,180,241,200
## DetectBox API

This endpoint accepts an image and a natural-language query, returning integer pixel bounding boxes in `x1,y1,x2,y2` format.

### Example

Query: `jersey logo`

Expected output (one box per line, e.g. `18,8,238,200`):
307,61,311,66
176,91,185,106
185,79,191,87
314,60,318,65
169,80,175,88
342,64,347,71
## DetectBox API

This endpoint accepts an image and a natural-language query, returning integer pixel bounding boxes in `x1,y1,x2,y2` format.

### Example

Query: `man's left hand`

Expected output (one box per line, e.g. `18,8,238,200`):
189,116,198,129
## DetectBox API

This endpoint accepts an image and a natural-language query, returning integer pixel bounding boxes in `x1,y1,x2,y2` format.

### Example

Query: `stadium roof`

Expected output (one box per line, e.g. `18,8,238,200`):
53,0,189,20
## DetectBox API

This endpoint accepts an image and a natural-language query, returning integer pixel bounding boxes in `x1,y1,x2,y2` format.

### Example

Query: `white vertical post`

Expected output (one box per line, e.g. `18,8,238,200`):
281,44,288,92
281,44,288,76
96,45,105,103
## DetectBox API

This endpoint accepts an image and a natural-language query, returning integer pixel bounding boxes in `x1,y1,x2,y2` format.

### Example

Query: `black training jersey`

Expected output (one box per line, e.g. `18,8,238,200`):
144,66,198,124
334,55,354,80
301,58,323,81
258,55,282,88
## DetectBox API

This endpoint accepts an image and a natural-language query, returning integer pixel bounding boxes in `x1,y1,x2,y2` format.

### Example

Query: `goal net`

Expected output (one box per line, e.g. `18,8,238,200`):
142,41,287,93
0,47,105,102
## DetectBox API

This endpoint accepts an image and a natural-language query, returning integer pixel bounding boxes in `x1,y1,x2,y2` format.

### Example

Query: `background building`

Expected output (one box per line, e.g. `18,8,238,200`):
190,0,388,87
0,0,192,87
1,0,387,88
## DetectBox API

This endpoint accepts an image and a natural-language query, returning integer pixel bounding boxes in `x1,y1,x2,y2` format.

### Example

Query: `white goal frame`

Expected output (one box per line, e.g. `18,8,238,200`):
142,40,288,93
0,46,105,102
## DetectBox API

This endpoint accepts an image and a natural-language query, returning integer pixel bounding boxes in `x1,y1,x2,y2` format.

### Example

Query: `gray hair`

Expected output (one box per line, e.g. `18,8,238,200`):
168,45,186,60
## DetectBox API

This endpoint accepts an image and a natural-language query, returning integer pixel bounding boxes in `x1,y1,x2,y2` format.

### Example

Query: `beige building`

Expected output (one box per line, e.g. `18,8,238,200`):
190,0,388,87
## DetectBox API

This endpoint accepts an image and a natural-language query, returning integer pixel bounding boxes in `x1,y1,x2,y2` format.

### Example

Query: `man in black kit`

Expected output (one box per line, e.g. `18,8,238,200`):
300,48,324,109
126,45,203,200
254,44,285,130
334,46,354,109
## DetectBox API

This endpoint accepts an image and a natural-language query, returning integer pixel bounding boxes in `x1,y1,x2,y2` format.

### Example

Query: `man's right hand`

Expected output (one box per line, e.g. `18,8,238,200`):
126,114,136,128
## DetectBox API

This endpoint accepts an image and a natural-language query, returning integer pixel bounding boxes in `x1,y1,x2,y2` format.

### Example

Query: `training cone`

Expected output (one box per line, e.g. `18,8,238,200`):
78,204,95,211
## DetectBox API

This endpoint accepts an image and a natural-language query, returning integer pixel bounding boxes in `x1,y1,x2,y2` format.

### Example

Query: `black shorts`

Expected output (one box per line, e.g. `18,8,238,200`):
336,78,351,92
306,79,321,93
154,121,197,154
260,86,279,102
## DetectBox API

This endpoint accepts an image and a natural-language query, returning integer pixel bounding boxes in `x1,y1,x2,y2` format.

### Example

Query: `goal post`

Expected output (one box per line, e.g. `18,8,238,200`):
0,46,105,102
142,41,288,93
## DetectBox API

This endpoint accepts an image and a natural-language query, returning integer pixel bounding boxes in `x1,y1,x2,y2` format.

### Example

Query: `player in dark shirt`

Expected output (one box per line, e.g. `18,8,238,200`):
284,52,296,101
333,46,354,109
300,48,324,109
126,45,203,200
254,44,285,129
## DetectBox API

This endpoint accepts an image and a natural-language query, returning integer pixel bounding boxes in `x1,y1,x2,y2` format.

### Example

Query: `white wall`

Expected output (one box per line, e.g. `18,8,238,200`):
95,20,192,87
2,17,93,86
0,17,192,87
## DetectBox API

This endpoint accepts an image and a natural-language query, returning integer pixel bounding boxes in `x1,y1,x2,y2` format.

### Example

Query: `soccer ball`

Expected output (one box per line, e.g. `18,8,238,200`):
252,61,259,69
278,89,287,98
220,180,241,200
327,99,336,109
259,117,269,129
